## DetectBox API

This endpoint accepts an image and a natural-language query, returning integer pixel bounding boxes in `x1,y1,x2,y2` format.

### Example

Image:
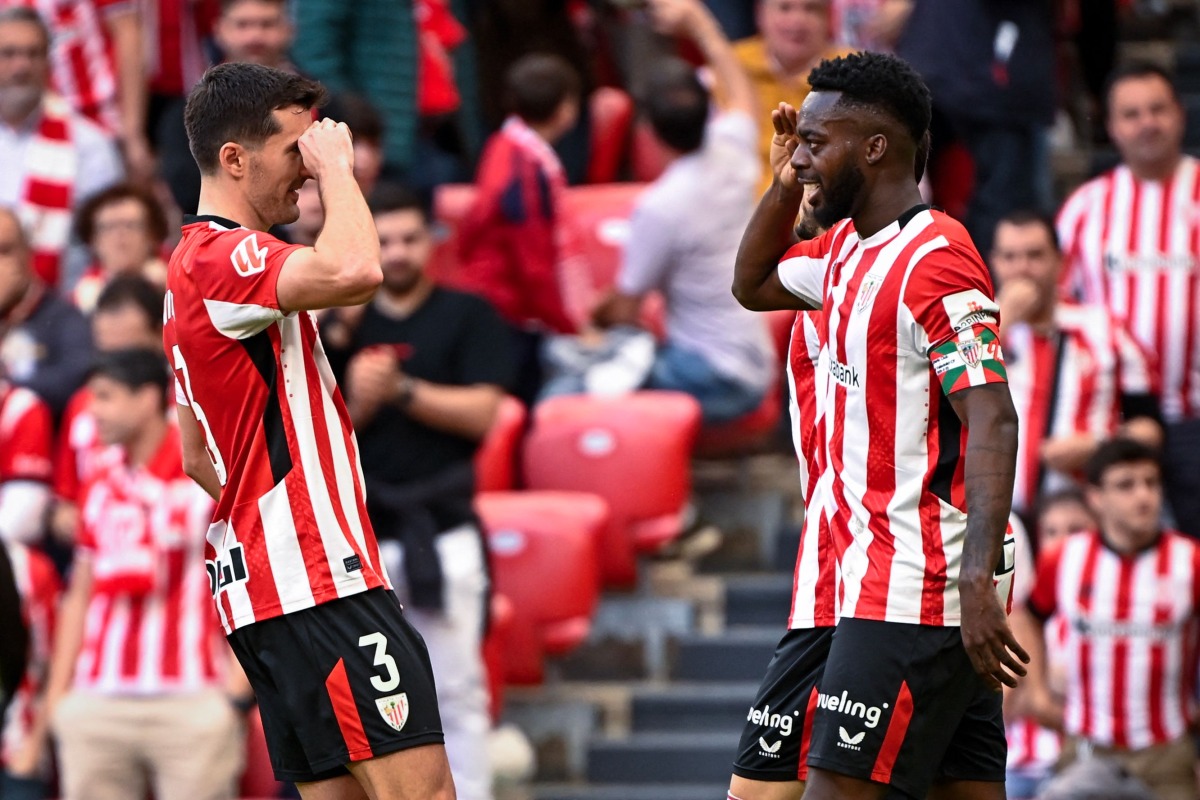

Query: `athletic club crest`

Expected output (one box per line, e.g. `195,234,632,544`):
376,693,409,732
855,276,881,312
957,338,983,368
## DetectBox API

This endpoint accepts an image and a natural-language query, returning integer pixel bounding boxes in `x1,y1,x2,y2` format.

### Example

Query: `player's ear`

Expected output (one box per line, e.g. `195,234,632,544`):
863,133,887,166
218,142,248,179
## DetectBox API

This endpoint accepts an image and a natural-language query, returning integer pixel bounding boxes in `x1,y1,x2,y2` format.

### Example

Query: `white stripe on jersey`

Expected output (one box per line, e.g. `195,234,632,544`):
278,316,369,599
259,479,316,613
203,297,284,340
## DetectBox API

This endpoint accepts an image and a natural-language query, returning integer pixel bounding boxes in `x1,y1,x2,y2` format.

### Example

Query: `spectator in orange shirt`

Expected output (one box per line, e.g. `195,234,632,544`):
733,0,850,192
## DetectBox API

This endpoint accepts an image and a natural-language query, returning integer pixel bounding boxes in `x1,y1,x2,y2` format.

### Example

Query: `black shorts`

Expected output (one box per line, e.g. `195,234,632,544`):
227,588,445,783
805,618,1005,799
732,626,833,782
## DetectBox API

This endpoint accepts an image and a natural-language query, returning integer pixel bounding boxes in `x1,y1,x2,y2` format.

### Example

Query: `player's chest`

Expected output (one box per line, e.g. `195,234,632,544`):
822,253,910,357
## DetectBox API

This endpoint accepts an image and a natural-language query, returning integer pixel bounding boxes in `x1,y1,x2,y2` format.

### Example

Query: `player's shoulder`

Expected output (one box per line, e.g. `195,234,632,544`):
1061,167,1122,212
0,385,50,431
916,209,978,255
176,216,293,271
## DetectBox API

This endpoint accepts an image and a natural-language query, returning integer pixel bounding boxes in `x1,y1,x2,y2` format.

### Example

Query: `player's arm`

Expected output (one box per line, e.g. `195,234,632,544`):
732,104,815,312
37,553,92,733
104,3,152,182
949,383,1028,691
650,0,755,120
177,405,221,503
276,120,382,313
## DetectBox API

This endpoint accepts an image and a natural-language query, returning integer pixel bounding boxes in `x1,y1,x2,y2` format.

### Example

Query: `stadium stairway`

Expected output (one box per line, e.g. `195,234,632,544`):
495,454,804,800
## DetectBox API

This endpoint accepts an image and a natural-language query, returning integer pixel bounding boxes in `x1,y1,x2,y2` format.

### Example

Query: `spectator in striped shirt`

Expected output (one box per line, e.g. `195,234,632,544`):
990,210,1163,521
32,349,250,800
1057,61,1200,539
1018,438,1200,800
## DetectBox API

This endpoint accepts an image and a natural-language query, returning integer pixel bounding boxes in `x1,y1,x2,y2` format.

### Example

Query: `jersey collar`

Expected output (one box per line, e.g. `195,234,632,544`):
183,214,243,231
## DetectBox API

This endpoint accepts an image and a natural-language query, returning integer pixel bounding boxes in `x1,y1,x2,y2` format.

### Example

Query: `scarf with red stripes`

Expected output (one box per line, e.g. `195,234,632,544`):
19,94,76,287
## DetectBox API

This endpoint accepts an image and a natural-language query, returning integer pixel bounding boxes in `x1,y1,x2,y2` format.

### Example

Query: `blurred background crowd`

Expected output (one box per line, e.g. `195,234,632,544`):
3,0,1200,799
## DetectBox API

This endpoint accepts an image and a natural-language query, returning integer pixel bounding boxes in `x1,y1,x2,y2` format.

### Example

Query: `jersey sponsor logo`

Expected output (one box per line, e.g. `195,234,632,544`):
230,234,268,277
1104,252,1197,273
816,689,887,728
746,703,796,737
376,692,409,732
941,289,998,333
830,358,860,390
838,726,866,751
207,543,249,597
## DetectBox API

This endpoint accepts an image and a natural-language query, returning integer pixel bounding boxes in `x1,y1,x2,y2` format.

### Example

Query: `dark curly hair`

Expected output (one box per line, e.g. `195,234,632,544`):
807,52,932,148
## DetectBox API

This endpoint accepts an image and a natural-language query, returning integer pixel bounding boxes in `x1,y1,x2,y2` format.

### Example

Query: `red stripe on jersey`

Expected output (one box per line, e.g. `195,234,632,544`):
1075,536,1101,737
1147,540,1172,742
797,685,819,781
1023,335,1055,504
1184,273,1198,419
160,548,184,680
1110,557,1135,748
326,658,373,760
872,681,914,783
120,600,144,678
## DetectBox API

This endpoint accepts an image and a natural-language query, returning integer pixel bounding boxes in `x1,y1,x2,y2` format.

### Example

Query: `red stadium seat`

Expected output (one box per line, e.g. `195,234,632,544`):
563,183,648,291
475,396,527,493
521,392,701,585
483,592,515,720
426,183,478,289
587,87,635,184
239,707,282,799
477,490,608,684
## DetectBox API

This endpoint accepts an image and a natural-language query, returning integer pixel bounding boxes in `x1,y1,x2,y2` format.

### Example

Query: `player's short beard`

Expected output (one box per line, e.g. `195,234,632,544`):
812,161,865,229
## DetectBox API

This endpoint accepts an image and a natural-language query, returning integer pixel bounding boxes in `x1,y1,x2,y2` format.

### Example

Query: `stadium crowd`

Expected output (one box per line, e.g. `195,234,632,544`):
0,0,1198,798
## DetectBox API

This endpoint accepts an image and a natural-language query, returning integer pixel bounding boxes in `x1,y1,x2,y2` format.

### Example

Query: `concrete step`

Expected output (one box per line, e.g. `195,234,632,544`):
585,732,738,784
668,627,781,682
724,573,793,627
630,682,758,732
533,784,730,800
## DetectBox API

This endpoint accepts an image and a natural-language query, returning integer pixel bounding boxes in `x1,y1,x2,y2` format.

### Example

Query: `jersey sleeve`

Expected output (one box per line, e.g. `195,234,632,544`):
190,229,304,340
1113,315,1159,398
776,227,837,307
1027,537,1065,620
0,390,53,483
904,243,1007,397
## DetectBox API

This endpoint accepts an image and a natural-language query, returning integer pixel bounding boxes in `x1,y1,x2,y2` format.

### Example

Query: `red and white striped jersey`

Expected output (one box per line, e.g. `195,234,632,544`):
15,0,129,133
0,383,53,484
53,387,99,505
786,309,838,629
1005,302,1158,515
0,543,59,766
163,216,389,633
1057,155,1200,423
74,425,226,693
1028,529,1200,749
777,207,1009,626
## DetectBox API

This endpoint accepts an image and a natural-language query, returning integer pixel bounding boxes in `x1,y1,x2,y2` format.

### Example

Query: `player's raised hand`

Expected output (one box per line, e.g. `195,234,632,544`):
770,102,803,191
298,117,355,180
959,579,1029,692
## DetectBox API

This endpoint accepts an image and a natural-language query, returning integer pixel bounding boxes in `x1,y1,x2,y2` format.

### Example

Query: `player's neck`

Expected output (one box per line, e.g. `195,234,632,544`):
853,180,925,240
124,414,168,469
1101,522,1160,555
196,184,270,232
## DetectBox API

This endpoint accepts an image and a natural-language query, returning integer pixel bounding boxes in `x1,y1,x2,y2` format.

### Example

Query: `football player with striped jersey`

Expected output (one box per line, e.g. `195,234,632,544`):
733,51,1025,800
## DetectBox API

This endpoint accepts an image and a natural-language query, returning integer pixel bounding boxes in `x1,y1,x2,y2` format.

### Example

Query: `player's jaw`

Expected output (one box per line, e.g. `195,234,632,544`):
803,160,864,229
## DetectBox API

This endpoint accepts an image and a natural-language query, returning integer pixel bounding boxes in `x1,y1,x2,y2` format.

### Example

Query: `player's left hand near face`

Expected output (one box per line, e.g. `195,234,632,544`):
959,579,1029,692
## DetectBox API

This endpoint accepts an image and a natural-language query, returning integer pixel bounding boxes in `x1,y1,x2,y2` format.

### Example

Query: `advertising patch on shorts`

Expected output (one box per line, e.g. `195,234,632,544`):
930,327,1006,395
